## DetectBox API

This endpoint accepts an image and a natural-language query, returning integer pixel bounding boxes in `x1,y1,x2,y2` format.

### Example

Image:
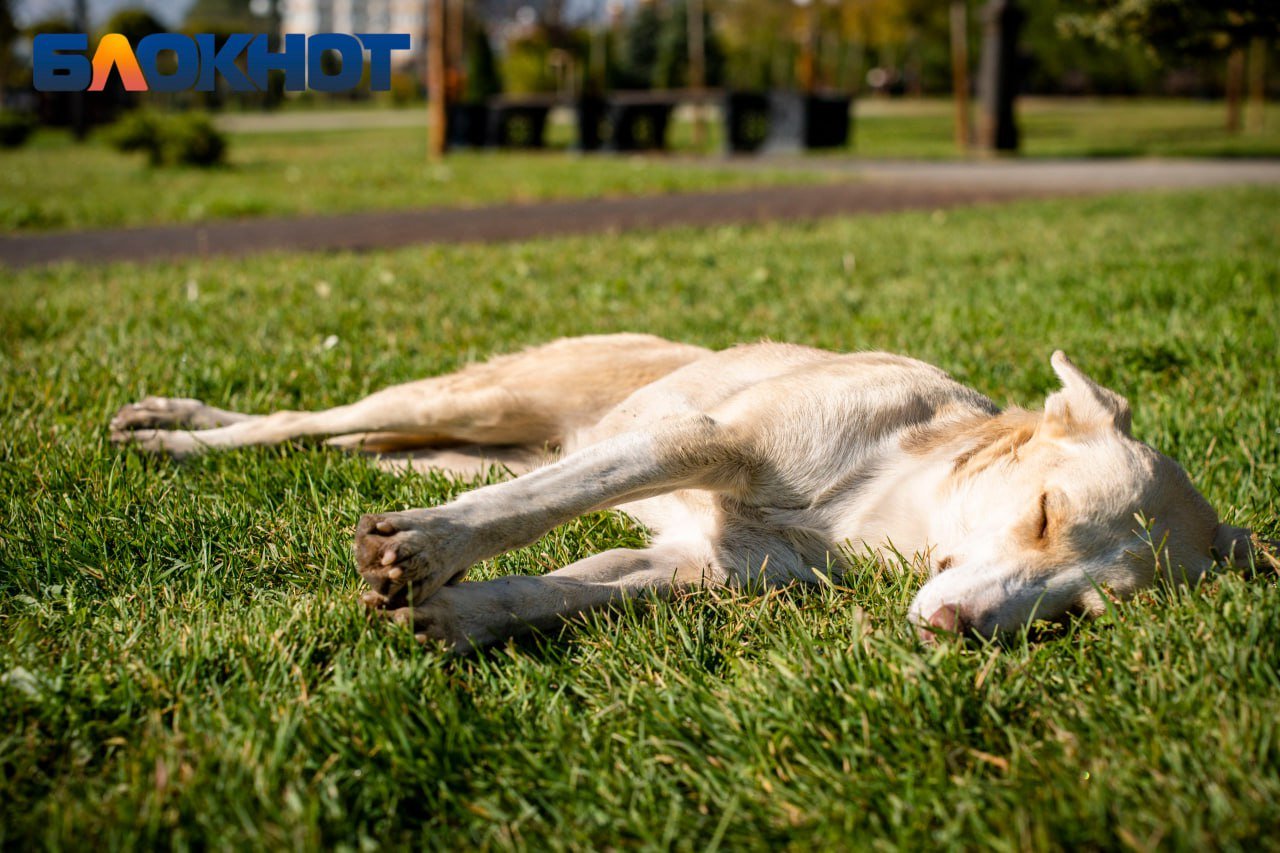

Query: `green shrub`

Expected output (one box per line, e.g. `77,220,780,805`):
161,112,226,166
108,110,227,167
0,110,36,148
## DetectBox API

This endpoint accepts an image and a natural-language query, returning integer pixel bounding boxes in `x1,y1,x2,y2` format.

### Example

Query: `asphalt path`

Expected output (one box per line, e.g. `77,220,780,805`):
3,158,1277,269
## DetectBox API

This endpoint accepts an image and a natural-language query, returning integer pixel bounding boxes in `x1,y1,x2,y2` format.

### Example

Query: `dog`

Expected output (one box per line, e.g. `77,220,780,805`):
110,333,1264,652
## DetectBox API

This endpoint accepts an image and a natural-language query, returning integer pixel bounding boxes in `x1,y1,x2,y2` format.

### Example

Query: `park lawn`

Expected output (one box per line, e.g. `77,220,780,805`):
852,97,1280,159
0,125,829,232
4,98,1280,233
1,188,1279,848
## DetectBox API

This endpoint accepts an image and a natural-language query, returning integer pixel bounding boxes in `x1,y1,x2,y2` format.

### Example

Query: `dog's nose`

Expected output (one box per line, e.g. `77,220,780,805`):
918,603,968,644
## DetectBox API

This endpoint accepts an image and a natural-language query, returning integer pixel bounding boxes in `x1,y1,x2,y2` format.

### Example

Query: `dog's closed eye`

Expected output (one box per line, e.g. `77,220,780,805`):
1017,492,1054,550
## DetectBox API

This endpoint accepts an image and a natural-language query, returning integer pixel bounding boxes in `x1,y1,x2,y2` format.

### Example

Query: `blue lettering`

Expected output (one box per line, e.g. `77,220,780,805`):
135,33,199,93
307,33,363,93
195,33,254,92
357,33,411,91
246,34,306,92
33,33,91,92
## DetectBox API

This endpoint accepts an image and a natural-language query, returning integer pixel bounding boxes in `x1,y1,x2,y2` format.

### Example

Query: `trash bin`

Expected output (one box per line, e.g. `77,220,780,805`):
602,93,676,152
803,93,853,149
723,91,771,153
576,94,608,151
760,91,853,153
446,102,489,149
486,98,552,148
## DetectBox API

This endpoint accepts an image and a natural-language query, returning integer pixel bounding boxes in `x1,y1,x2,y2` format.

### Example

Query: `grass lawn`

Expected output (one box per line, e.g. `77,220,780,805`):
0,126,828,232
4,98,1279,234
2,188,1279,848
852,97,1280,160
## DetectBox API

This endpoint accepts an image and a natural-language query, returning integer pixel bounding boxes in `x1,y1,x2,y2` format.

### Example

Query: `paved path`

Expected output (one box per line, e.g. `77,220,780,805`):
3,159,1277,269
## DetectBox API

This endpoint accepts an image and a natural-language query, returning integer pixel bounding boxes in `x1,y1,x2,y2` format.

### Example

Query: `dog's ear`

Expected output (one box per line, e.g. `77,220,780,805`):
1042,351,1132,436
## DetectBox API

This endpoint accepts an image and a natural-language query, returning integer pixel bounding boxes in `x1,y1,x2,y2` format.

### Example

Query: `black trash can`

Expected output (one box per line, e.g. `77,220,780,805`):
487,98,551,149
576,94,608,151
603,94,675,152
723,91,771,153
803,93,853,148
761,91,853,153
446,102,489,149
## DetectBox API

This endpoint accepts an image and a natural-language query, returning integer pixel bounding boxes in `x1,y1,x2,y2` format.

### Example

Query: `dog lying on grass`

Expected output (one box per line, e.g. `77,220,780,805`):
111,334,1266,651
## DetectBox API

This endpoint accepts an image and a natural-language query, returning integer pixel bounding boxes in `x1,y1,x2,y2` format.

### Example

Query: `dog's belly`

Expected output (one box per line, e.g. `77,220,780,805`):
616,489,842,587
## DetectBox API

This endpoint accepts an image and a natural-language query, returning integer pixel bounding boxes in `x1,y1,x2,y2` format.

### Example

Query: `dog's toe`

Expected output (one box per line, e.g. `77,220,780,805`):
376,599,469,653
354,510,472,610
111,397,206,431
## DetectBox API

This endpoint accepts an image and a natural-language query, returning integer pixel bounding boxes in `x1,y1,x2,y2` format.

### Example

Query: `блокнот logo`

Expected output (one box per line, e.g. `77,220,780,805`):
33,33,411,93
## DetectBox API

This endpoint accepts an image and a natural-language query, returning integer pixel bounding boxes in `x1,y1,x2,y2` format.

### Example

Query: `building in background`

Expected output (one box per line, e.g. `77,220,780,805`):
280,0,425,61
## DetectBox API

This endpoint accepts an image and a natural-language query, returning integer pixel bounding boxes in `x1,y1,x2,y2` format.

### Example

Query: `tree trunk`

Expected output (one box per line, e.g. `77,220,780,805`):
688,0,706,148
1246,37,1266,134
950,0,972,152
798,2,816,93
1225,47,1244,135
428,0,448,159
976,0,1022,153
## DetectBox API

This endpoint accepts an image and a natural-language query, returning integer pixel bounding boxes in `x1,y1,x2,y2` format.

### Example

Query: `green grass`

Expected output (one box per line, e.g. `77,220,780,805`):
0,126,826,232
2,188,1279,848
5,98,1279,233
852,97,1280,160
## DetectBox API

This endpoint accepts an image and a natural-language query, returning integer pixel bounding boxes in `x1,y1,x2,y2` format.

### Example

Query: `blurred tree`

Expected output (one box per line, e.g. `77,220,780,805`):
1059,0,1280,130
654,0,723,88
614,0,663,88
464,22,503,101
103,8,167,42
0,0,15,102
184,0,267,35
717,0,914,92
503,25,587,94
25,15,75,36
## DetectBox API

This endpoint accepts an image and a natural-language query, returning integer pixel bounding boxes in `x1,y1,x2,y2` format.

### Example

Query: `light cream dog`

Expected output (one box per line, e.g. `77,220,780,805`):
111,334,1265,651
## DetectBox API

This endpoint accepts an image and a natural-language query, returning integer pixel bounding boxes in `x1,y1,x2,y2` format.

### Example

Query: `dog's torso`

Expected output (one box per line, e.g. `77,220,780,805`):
568,342,1000,584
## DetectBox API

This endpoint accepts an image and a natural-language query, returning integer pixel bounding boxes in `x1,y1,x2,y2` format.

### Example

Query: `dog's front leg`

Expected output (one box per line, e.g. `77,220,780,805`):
356,415,746,608
377,543,721,653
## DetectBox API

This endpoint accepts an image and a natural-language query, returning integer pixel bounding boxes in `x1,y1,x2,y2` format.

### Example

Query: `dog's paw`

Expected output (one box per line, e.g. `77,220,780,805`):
109,427,203,458
355,510,471,610
110,397,210,432
375,596,475,654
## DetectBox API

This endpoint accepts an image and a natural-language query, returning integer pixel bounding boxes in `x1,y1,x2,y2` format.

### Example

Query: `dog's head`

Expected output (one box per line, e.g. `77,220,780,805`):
909,351,1258,643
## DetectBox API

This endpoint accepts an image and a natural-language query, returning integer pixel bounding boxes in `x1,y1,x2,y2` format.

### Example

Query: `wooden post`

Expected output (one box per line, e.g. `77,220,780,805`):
798,1,816,93
976,0,1021,152
950,0,971,152
688,0,706,148
1225,47,1245,134
1246,36,1266,134
428,0,448,159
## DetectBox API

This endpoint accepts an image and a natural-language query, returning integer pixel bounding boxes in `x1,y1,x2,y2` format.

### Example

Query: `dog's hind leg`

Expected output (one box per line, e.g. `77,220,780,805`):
376,542,724,653
110,382,542,459
110,334,710,459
